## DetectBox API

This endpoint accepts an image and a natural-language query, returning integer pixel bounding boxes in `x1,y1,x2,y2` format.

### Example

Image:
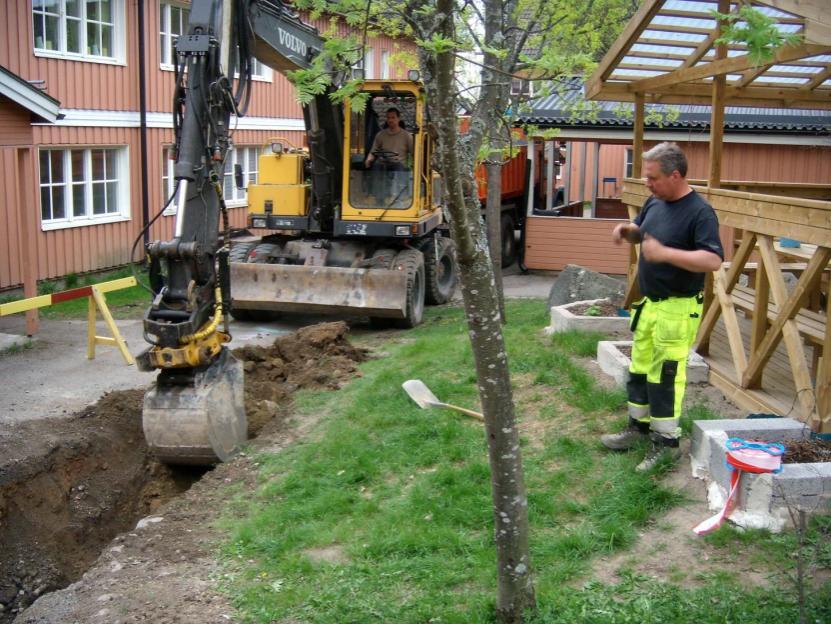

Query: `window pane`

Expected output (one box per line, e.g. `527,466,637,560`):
87,22,101,55
66,0,81,17
92,182,106,214
52,186,66,220
50,151,64,183
106,181,118,213
34,14,45,50
71,150,85,181
87,0,100,21
101,0,112,23
73,184,87,217
171,6,181,34
44,14,58,51
40,150,50,184
105,149,116,179
101,24,112,56
41,187,51,221
66,19,81,53
91,150,105,180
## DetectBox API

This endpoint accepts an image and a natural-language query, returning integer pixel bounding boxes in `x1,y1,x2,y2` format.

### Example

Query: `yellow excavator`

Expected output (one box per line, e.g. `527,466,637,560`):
138,0,456,465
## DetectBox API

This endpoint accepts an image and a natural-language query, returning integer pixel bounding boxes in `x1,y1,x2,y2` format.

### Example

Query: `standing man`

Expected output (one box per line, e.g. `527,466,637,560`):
602,142,723,472
365,107,413,170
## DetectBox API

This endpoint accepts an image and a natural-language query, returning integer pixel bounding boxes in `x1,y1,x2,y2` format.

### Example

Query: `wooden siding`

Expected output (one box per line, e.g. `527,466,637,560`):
523,216,630,274
0,99,34,146
0,149,23,288
0,0,138,111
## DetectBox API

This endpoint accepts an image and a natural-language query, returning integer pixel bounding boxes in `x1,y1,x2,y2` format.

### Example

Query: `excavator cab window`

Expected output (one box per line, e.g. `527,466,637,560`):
348,94,416,210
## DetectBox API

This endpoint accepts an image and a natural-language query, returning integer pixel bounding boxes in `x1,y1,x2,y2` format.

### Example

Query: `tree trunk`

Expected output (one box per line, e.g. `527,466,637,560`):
419,1,535,621
485,160,506,322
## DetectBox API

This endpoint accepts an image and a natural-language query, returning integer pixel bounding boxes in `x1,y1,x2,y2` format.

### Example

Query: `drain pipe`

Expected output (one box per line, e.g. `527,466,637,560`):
137,0,150,251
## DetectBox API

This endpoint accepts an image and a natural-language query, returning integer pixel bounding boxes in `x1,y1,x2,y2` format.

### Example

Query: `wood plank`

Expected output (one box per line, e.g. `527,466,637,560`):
815,289,831,433
749,258,770,386
714,266,747,381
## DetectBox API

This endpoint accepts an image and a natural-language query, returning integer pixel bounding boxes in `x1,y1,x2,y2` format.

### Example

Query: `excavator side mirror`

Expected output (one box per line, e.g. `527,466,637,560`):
234,164,244,190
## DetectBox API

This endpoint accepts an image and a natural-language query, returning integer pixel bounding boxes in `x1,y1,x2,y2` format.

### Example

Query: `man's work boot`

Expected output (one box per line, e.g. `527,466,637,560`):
600,426,648,451
636,436,682,472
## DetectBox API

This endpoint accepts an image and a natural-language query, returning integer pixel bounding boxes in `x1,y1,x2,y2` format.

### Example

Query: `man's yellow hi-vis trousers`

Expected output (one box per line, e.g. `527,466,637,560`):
627,294,703,440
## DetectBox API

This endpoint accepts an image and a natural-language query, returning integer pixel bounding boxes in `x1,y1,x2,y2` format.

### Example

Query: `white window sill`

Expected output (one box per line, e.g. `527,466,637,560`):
41,215,130,231
160,64,271,82
35,49,125,66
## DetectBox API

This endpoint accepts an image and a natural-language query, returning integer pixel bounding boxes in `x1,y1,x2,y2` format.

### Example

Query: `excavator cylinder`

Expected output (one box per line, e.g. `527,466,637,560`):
230,262,409,317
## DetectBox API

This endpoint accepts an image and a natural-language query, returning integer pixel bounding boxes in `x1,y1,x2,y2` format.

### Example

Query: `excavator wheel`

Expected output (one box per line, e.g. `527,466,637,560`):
142,347,247,465
390,248,425,329
245,243,283,322
423,236,458,305
228,242,257,321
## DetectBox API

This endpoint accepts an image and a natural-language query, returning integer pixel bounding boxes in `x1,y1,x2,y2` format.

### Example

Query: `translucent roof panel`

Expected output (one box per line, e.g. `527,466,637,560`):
586,0,831,110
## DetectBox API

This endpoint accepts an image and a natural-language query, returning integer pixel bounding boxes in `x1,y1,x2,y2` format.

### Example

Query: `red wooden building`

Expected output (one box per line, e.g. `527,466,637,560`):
0,1,415,293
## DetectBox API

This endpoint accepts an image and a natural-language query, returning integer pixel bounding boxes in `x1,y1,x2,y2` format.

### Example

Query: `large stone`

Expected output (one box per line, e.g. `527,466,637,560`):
548,264,626,309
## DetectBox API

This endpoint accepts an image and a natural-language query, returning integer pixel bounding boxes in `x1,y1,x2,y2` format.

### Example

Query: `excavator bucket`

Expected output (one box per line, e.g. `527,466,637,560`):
230,262,409,318
142,348,247,465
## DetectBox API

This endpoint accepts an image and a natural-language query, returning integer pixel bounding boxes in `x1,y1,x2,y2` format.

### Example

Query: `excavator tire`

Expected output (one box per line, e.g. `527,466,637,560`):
423,236,458,305
228,242,257,321
390,248,425,329
245,243,282,322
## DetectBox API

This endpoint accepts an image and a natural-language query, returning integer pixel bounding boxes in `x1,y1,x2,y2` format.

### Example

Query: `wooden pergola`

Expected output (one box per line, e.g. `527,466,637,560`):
584,0,831,433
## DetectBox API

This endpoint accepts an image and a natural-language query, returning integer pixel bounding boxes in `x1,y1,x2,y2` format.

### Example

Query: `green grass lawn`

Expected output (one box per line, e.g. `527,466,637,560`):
217,300,830,623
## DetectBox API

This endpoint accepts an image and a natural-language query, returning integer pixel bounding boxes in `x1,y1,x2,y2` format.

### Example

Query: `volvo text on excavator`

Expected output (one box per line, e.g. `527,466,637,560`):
138,0,457,465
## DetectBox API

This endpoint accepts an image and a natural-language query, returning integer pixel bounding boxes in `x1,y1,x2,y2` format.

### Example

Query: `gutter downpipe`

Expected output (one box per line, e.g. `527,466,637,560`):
138,0,151,251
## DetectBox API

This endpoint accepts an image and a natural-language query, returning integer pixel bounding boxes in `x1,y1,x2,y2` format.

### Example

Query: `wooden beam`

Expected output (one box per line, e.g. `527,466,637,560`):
16,148,39,336
815,282,831,433
749,260,770,380
584,0,664,99
713,266,748,381
680,32,718,70
741,237,829,421
762,0,831,46
802,65,831,90
629,43,830,93
708,2,728,190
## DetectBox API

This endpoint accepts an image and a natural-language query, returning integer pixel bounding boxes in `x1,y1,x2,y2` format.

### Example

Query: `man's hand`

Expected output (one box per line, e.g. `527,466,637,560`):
364,156,374,169
641,234,667,262
612,222,642,245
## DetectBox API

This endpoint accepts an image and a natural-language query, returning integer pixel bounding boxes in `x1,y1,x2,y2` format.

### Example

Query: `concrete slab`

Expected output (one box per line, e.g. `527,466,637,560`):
544,299,631,335
596,340,709,386
0,332,33,352
690,418,831,531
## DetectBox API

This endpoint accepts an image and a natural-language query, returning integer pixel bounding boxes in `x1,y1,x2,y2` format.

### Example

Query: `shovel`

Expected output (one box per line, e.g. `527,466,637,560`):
402,379,484,422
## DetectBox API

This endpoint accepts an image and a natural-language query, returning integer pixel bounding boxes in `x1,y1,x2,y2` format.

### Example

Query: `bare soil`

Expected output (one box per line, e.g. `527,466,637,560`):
784,438,831,464
2,321,367,623
569,300,623,317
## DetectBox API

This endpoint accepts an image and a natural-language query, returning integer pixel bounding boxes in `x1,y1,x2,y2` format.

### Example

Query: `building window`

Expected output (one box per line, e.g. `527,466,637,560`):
364,47,375,79
40,147,129,229
159,2,189,68
380,50,390,79
33,0,123,62
161,146,177,214
625,148,634,178
510,78,530,96
223,146,260,204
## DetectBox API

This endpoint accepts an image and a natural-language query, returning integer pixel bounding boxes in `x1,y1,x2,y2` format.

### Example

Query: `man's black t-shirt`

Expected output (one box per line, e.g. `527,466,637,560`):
633,189,724,299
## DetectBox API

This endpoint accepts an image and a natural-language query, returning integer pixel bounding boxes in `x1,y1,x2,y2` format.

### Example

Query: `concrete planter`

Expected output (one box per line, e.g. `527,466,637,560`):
596,340,709,386
691,418,831,532
544,298,630,335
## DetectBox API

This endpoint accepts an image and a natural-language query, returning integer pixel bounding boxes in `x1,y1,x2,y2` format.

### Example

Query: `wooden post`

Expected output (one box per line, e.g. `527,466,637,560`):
816,277,831,433
748,257,770,388
623,93,645,308
16,148,39,336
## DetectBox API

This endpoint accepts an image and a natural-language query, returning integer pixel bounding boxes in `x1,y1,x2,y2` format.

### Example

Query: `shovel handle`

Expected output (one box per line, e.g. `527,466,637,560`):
436,402,485,422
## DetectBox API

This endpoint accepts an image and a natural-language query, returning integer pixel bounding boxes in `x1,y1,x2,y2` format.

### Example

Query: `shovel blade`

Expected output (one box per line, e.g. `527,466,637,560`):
402,379,441,409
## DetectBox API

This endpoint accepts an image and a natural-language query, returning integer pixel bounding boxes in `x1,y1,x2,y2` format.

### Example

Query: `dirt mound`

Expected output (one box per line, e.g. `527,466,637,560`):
2,321,368,622
233,321,369,435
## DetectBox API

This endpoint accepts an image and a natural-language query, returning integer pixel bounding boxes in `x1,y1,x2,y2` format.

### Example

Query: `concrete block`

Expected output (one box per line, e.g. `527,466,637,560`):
0,333,33,352
690,417,831,531
595,341,710,387
544,299,630,335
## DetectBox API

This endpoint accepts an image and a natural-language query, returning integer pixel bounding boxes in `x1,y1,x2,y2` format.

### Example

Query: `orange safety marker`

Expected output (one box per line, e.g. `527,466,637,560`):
0,277,137,366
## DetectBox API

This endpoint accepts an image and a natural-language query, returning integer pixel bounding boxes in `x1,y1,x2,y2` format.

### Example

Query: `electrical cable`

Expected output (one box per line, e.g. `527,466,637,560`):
130,180,181,295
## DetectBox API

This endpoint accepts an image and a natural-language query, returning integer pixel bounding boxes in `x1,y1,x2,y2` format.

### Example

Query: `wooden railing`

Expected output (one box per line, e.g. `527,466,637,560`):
621,178,831,434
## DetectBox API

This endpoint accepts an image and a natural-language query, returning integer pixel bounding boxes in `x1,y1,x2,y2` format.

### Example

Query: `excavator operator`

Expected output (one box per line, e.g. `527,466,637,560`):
364,108,413,170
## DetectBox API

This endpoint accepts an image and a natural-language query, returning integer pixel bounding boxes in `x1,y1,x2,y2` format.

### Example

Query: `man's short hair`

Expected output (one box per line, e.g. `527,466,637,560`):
386,107,401,117
642,142,688,177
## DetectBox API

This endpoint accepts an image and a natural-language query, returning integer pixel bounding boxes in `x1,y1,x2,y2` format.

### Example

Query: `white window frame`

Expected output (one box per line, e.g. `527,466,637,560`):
223,146,261,207
364,47,375,80
162,146,177,215
33,0,126,65
510,78,530,96
380,50,390,79
39,146,131,231
625,147,634,179
159,1,190,71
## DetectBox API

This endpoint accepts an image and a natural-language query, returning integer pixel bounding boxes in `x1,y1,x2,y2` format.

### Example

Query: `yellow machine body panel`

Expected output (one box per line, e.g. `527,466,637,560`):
259,151,304,184
247,183,309,217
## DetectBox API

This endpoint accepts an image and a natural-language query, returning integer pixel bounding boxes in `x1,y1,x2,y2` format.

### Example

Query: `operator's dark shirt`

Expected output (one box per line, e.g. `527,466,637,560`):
633,189,723,300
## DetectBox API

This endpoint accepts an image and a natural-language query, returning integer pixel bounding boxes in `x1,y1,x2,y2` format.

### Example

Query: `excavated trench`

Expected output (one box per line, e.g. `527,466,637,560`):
0,322,368,622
